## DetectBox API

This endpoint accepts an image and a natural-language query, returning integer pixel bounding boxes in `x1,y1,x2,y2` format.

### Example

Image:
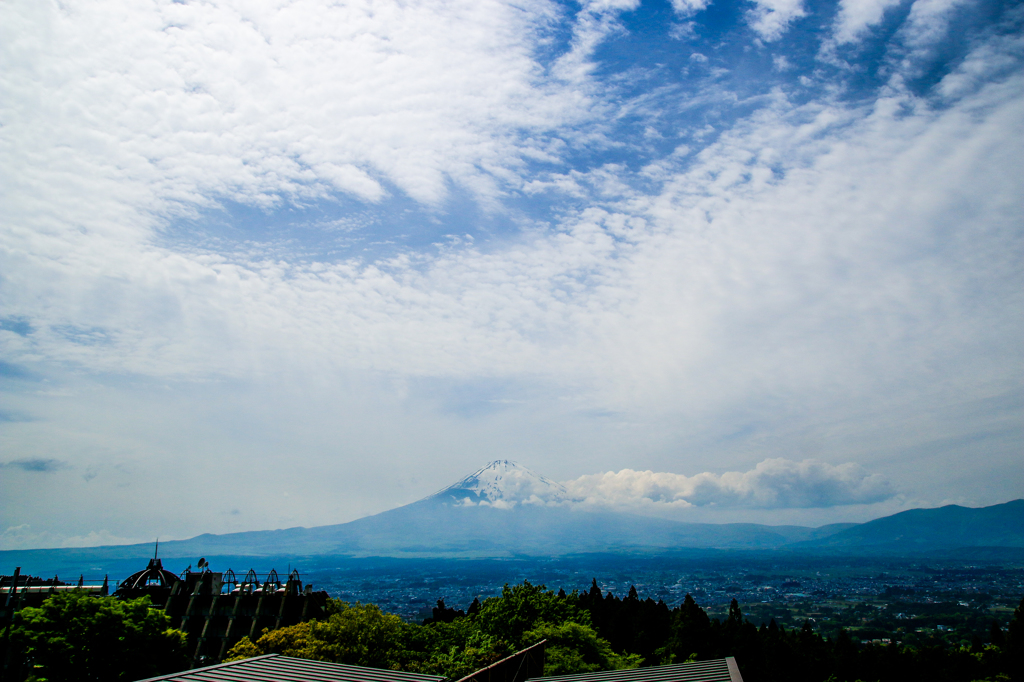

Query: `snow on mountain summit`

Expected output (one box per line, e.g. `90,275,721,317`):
428,460,574,508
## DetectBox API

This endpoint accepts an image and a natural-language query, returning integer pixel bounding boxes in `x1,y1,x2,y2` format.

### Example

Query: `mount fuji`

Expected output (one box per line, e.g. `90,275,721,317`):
426,459,575,509
20,461,857,559
3,462,1022,566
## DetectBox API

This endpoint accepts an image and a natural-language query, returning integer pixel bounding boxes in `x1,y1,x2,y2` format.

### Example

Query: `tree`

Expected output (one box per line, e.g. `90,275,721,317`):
475,581,590,647
524,621,642,675
661,593,713,663
420,617,510,679
422,599,465,625
227,601,419,670
1009,597,1024,682
9,591,187,682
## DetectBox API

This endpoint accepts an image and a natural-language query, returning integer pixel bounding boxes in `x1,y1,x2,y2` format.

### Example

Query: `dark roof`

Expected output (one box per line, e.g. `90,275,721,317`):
526,658,743,682
118,557,179,592
135,654,449,682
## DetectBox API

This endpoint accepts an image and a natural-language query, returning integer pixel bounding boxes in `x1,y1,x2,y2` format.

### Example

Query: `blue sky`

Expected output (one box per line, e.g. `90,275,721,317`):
0,0,1021,549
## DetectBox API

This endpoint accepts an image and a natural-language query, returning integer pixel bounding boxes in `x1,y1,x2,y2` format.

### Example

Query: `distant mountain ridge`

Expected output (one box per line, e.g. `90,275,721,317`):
2,461,1022,564
793,499,1024,551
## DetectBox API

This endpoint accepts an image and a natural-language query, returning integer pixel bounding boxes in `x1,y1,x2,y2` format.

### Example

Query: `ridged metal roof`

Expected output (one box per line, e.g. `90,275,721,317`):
526,657,742,682
136,654,449,682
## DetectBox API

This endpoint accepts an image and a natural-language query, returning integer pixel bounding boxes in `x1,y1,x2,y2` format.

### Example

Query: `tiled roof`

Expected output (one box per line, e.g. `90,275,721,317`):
526,657,743,682
135,654,449,682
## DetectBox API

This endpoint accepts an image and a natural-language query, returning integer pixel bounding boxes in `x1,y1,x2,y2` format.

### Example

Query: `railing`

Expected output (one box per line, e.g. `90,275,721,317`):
7,585,106,594
2,570,110,599
3,567,307,598
209,568,304,595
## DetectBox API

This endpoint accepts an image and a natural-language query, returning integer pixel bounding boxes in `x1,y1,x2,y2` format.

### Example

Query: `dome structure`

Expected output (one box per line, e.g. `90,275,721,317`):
119,557,179,590
116,543,179,594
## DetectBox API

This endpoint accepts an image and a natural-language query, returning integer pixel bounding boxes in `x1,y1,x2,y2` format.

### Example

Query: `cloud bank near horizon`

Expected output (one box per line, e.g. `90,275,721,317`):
450,458,898,511
562,459,897,511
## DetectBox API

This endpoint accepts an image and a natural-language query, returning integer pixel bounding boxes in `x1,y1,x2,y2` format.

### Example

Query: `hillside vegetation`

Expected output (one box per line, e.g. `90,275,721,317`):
3,580,1021,681
228,580,1024,682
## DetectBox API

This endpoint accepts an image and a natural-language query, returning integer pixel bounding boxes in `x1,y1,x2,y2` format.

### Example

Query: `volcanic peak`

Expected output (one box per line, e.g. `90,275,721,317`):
427,459,573,508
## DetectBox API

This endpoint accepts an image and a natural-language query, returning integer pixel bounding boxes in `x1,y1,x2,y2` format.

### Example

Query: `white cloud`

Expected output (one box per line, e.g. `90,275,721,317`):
935,32,1024,100
0,524,142,551
825,0,976,63
0,0,1021,543
831,0,903,44
550,0,641,83
747,0,807,41
0,0,587,226
900,0,975,50
582,0,642,11
563,458,897,509
671,0,713,17
3,35,1020,398
826,0,985,77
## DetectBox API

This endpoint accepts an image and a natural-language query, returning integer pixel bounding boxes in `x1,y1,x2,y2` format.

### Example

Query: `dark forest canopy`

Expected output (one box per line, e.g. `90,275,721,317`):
229,581,1024,682
3,582,1023,682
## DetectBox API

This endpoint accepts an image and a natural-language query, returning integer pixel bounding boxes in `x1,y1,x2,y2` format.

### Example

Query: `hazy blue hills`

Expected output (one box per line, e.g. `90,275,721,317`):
171,500,857,557
793,499,1024,552
121,495,1021,559
57,499,852,560
2,462,1022,573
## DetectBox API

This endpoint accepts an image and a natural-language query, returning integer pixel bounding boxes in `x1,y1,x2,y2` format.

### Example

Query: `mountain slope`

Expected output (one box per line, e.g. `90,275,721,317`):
151,491,835,558
3,461,1020,562
148,463,1023,557
20,461,851,558
792,499,1024,552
